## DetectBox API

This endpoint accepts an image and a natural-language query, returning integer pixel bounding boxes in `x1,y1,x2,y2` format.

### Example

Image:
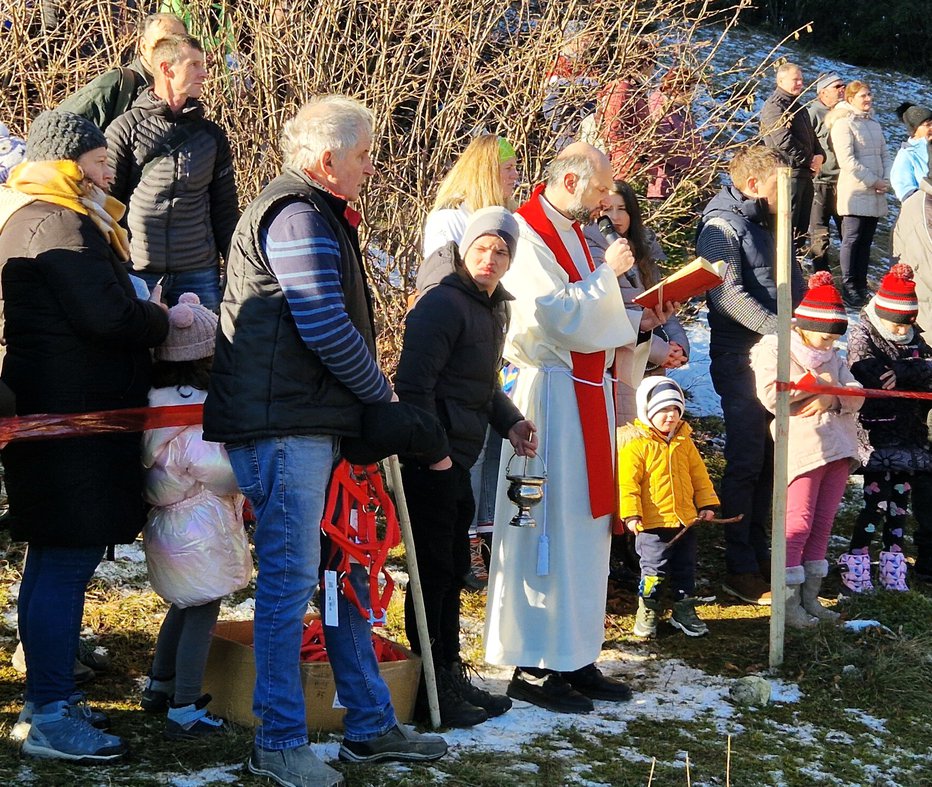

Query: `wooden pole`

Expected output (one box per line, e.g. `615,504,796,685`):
386,455,441,729
769,167,793,668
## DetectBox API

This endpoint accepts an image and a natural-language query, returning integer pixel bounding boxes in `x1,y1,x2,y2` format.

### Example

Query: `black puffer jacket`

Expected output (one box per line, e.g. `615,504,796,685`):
395,249,523,469
0,200,169,546
105,91,239,273
847,313,932,473
760,86,823,175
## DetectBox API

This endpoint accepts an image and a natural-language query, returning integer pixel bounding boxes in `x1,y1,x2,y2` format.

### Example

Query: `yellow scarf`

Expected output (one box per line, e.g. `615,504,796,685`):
4,160,131,261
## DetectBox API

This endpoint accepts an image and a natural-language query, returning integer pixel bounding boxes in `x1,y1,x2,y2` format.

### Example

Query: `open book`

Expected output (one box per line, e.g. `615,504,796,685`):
633,257,725,309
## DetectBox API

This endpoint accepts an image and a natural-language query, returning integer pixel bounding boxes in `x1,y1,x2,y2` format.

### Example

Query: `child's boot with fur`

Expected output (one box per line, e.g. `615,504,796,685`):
785,566,818,628
801,560,840,621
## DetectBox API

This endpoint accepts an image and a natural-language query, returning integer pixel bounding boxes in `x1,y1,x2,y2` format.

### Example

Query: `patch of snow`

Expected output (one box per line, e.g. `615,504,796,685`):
848,709,888,733
219,597,255,620
162,764,243,786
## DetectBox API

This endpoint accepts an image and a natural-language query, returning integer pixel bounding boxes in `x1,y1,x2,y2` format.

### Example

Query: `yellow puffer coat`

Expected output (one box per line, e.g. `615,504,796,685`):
617,419,719,531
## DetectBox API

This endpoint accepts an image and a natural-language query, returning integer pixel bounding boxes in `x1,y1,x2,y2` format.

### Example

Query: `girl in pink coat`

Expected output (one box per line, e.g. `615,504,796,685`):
751,272,863,627
140,293,252,738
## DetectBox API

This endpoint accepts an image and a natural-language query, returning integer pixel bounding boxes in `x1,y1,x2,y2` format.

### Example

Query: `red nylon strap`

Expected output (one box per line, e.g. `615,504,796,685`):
299,619,406,663
320,461,400,626
516,185,615,518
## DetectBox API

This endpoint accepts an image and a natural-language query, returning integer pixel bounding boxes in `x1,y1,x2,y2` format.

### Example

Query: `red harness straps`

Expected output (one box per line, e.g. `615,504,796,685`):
319,461,400,626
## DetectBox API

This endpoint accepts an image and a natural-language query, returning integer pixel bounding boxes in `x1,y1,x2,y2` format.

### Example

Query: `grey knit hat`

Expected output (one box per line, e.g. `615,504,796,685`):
459,206,519,261
26,110,107,163
815,72,843,92
155,293,218,362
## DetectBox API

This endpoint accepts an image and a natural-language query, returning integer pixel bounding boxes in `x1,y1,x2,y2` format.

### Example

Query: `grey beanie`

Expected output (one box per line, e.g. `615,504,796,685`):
459,206,519,261
636,376,685,424
26,110,107,163
815,72,843,92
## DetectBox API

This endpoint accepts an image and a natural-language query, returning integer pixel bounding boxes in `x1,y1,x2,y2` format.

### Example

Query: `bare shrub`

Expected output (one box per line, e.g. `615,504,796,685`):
0,0,804,369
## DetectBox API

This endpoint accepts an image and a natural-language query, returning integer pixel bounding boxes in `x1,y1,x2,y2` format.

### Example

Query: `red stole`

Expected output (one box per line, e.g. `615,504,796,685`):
516,185,615,519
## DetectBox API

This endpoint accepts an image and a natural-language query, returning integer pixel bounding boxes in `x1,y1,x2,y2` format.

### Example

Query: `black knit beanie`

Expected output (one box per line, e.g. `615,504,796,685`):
26,111,107,163
896,102,932,137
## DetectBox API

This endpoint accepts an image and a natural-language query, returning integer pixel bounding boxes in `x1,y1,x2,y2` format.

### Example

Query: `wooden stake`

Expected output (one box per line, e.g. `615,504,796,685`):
769,166,793,669
647,757,656,786
386,455,441,729
685,752,692,787
726,734,732,787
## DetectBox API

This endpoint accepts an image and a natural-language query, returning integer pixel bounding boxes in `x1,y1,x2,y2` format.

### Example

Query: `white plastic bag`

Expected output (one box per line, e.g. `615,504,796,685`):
143,491,252,608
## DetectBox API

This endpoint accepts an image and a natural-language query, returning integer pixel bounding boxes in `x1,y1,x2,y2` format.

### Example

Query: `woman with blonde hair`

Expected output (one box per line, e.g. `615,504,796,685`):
421,134,519,259
828,79,891,307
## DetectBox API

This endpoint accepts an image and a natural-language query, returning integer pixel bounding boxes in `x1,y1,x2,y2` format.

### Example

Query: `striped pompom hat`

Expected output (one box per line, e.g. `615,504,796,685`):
794,271,848,335
874,263,918,324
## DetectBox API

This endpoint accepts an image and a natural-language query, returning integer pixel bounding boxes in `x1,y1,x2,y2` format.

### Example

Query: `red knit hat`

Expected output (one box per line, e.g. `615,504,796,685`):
874,263,918,324
794,271,848,335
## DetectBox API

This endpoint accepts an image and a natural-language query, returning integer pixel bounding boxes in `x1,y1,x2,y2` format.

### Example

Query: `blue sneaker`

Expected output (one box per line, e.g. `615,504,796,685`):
11,692,110,743
164,694,227,740
21,700,126,763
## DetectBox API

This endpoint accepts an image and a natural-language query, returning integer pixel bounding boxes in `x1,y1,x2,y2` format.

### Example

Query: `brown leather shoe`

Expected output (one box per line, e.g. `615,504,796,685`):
722,573,772,605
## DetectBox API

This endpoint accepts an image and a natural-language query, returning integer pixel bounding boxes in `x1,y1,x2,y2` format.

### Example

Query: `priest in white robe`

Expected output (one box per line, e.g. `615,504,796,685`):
484,142,671,713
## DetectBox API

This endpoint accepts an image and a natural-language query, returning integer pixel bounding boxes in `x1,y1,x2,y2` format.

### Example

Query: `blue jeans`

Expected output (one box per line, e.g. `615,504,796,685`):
227,435,395,750
18,545,104,706
134,267,222,313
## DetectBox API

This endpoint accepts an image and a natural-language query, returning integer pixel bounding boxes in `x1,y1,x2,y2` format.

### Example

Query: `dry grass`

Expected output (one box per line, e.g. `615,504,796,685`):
0,0,812,371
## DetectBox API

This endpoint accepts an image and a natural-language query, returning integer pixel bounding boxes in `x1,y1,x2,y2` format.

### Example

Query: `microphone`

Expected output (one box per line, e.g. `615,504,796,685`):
596,216,637,287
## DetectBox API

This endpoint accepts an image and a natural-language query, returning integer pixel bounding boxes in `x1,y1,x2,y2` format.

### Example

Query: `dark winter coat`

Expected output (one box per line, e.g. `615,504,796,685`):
395,251,523,469
105,91,239,274
0,200,169,546
57,58,151,131
847,314,932,473
760,87,823,176
204,168,379,443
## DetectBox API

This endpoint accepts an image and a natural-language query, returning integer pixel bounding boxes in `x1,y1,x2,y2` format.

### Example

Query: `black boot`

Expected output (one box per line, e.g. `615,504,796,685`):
416,667,488,728
448,660,512,717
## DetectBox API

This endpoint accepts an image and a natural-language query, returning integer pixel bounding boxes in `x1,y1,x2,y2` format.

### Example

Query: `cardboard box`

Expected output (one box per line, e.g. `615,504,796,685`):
202,618,421,732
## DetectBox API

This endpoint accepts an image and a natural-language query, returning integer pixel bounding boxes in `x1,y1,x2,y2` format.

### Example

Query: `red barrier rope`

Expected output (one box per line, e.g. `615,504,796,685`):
0,403,204,447
776,379,932,400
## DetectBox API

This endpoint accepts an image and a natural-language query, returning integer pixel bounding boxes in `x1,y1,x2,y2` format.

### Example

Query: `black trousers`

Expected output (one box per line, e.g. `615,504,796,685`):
402,461,474,667
791,173,815,255
710,351,774,574
840,215,879,290
808,180,842,272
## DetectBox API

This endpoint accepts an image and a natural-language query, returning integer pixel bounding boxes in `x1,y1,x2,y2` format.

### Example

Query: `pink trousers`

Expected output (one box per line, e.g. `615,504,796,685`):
785,459,850,568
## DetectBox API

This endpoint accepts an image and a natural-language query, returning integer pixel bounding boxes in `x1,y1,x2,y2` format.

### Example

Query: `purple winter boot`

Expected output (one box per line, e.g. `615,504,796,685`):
837,552,873,593
878,551,909,592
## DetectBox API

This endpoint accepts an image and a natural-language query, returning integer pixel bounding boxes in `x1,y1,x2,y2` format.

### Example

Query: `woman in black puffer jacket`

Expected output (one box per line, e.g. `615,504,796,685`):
395,207,537,728
0,111,168,762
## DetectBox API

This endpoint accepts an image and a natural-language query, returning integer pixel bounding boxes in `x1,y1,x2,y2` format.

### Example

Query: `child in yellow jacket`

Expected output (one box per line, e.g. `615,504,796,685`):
618,377,719,638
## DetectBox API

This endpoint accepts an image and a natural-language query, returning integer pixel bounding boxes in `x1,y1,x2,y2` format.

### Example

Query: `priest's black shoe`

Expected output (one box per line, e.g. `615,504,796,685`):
561,663,633,702
506,667,593,713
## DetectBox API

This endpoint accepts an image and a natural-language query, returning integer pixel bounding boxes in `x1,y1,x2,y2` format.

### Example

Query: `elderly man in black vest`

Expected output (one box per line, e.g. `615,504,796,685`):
204,95,446,787
697,146,806,606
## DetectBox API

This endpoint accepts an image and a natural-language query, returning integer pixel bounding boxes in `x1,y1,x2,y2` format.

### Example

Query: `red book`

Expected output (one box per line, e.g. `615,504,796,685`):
633,257,725,309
